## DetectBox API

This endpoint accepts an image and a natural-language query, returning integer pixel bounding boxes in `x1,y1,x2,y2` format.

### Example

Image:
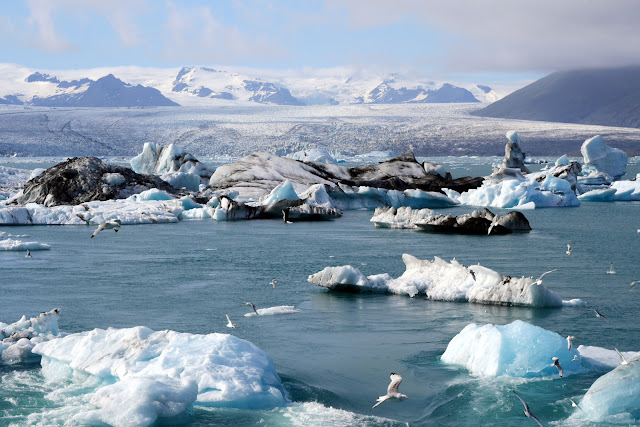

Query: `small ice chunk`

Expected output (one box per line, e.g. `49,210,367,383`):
102,173,125,186
244,306,301,316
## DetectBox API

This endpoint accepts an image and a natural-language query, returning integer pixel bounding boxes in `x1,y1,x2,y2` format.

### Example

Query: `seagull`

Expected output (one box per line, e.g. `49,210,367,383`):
371,373,408,410
552,357,563,378
566,336,575,351
244,302,259,316
572,355,580,362
25,249,32,258
570,399,584,412
270,279,277,289
615,348,629,365
630,281,640,291
91,219,121,238
606,262,616,275
469,269,476,281
566,244,572,256
512,390,544,427
487,215,500,235
593,308,610,323
225,313,236,328
533,269,557,285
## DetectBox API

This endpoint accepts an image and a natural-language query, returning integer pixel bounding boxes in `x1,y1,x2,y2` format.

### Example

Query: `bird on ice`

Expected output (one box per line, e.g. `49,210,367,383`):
552,357,563,378
566,336,575,351
270,279,277,289
371,373,409,410
244,302,259,316
630,281,639,291
25,249,32,258
566,244,572,256
91,220,121,238
593,308,609,323
533,269,557,285
615,348,629,365
512,390,544,427
606,262,616,275
225,313,236,328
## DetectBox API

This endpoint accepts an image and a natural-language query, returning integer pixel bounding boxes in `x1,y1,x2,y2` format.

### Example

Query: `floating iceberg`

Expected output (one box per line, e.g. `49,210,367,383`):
244,305,301,317
370,206,434,229
579,175,640,202
32,327,288,418
441,320,581,377
501,131,530,173
285,148,337,164
580,135,628,181
160,171,201,191
0,238,51,251
308,254,569,307
130,142,212,180
577,354,640,423
0,309,60,364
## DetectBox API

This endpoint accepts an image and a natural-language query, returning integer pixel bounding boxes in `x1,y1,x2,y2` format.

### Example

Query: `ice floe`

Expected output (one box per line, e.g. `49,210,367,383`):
579,174,640,202
0,238,51,251
0,309,60,364
308,254,571,307
244,306,301,317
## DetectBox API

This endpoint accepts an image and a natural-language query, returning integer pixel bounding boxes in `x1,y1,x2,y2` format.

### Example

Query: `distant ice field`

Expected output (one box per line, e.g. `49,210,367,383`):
1,104,640,158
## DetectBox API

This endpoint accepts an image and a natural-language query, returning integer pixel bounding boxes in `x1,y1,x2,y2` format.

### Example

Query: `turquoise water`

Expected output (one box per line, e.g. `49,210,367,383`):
2,193,640,425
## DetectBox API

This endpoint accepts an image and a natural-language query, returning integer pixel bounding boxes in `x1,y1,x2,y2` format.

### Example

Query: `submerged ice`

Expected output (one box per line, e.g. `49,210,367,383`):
308,254,567,307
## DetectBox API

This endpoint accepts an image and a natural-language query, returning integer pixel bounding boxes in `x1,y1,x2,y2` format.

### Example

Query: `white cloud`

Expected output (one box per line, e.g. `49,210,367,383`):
326,0,640,72
26,0,75,52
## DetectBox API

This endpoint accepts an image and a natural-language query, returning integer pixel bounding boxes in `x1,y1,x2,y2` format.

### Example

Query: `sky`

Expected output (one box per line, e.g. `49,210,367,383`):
2,0,640,83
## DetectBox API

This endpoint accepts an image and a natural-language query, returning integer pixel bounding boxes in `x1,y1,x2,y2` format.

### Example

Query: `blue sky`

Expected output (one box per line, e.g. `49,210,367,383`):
3,0,640,83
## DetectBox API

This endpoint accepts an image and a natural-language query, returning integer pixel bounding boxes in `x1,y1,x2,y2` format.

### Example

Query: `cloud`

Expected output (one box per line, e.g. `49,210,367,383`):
326,0,640,72
26,0,75,52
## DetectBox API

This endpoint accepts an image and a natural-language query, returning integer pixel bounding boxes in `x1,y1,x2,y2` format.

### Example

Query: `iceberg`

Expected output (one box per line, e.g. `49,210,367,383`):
0,238,51,251
577,354,640,423
0,309,60,364
32,327,288,414
160,171,201,191
285,148,337,164
243,305,301,316
580,135,628,181
370,206,434,229
308,254,569,307
579,175,640,202
441,320,581,377
130,142,212,180
0,165,31,200
501,131,531,173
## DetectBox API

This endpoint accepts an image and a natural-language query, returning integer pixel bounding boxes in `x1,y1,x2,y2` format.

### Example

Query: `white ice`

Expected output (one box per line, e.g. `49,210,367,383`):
32,326,287,423
102,172,125,186
0,238,50,251
580,135,628,181
308,254,570,307
0,309,60,364
159,171,201,191
579,174,640,202
244,305,301,317
130,142,212,179
0,165,30,200
260,180,300,205
370,206,434,229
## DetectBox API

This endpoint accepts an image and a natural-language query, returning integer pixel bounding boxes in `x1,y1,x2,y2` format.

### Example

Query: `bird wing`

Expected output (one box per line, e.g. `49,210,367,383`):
615,348,628,364
387,373,402,394
91,223,107,238
251,304,259,315
594,309,610,323
372,395,389,410
512,390,530,412
537,269,557,281
558,365,563,378
226,313,232,324
631,281,639,288
530,413,544,427
487,216,499,235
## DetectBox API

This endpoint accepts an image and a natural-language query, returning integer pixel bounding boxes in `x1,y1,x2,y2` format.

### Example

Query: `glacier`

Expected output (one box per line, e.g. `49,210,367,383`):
0,309,60,364
32,326,288,424
308,254,571,307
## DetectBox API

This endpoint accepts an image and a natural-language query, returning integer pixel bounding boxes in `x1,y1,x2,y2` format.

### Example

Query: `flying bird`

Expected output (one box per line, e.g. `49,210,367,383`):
225,313,236,328
371,373,408,410
570,399,584,412
25,249,32,258
91,219,121,238
487,215,500,235
630,281,639,291
593,308,609,323
533,269,557,285
512,390,544,427
606,262,616,275
552,357,563,378
572,355,580,362
244,302,259,316
615,348,629,365
566,336,575,351
566,244,572,256
270,279,277,289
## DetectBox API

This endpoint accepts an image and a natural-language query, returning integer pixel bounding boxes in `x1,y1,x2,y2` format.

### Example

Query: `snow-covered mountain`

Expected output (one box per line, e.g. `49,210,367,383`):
0,63,509,107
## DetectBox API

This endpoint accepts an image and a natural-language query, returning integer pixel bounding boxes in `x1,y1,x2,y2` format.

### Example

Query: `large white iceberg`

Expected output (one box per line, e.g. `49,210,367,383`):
577,354,640,423
32,326,287,424
0,238,51,251
130,142,212,180
580,135,628,181
441,320,581,377
0,309,60,364
308,254,570,307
